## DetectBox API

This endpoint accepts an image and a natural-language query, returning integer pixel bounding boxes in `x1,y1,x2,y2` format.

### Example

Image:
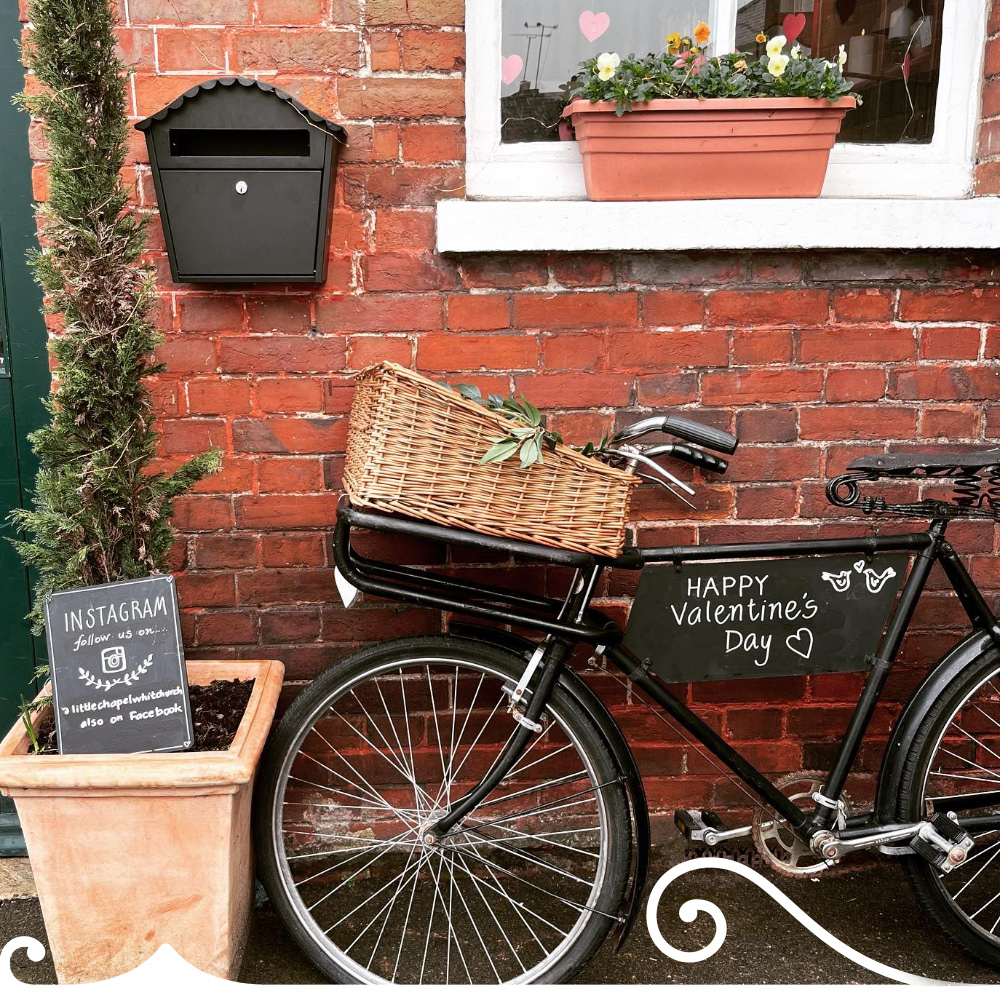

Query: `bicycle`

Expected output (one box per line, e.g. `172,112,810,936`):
253,411,1000,984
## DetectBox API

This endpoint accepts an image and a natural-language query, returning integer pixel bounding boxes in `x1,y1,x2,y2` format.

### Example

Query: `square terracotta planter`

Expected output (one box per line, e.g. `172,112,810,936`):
0,659,284,984
563,96,856,200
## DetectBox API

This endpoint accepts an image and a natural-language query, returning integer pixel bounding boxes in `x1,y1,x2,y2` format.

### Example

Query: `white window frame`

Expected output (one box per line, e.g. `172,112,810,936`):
465,0,987,201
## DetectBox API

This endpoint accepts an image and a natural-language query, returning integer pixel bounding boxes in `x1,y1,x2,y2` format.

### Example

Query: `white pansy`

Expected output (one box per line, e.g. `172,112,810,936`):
837,43,847,69
767,53,790,77
596,51,621,81
790,43,801,59
766,34,786,57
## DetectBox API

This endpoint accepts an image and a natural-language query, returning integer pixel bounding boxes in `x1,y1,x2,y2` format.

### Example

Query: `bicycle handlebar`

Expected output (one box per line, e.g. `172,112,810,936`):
614,415,739,455
647,444,730,476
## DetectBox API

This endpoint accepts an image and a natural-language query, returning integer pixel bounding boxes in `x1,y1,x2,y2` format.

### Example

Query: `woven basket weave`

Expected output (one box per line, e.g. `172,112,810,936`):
343,362,638,557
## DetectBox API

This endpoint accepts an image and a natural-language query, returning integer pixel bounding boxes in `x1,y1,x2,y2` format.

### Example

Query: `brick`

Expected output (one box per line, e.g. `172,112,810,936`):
129,0,249,23
514,292,639,330
237,494,336,529
256,377,325,413
175,572,237,609
513,373,632,408
446,295,510,332
701,369,823,405
260,610,321,643
608,331,728,369
549,256,616,288
725,445,822,483
726,708,783,740
363,253,459,292
238,568,336,605
155,29,227,72
159,418,225,454
731,328,791,365
890,366,1000,401
369,29,401,70
218,336,345,374
417,333,538,371
398,123,465,164
366,0,464,25
798,406,917,440
232,29,361,72
256,0,329,24
706,289,829,326
178,296,243,333
734,408,797,443
375,209,436,251
461,255,549,289
196,611,257,646
640,291,705,327
171,496,234,531
155,337,218,375
735,485,797,519
920,407,980,440
337,78,464,118
797,326,915,363
400,29,465,72
258,457,325,493
262,534,327,568
898,287,1000,322
193,535,259,570
832,289,894,322
247,298,312,334
187,378,252,414
544,332,605,371
919,326,982,360
362,164,465,205
825,367,886,403
316,294,443,333
346,335,413,369
232,416,346,454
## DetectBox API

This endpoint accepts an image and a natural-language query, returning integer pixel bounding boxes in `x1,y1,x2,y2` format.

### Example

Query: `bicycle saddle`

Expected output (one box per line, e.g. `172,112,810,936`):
848,450,1000,475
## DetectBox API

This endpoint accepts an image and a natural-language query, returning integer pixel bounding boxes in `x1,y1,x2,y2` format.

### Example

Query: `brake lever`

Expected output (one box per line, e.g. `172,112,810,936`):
609,446,696,508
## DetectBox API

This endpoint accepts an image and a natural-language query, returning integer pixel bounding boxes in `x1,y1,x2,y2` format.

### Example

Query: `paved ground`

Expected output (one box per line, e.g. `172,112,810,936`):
3,835,999,985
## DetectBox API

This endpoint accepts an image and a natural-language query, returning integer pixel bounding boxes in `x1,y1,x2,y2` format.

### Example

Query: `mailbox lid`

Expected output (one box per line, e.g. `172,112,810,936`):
158,169,324,279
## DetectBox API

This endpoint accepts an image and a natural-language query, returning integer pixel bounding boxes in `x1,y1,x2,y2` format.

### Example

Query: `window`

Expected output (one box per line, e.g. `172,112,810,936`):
466,0,986,199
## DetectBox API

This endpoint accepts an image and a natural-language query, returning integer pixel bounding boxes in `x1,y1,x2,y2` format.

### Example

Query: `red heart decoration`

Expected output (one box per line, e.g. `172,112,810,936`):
782,12,806,44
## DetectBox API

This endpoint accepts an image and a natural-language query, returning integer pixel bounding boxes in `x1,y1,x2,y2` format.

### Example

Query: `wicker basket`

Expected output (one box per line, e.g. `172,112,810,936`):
343,362,638,557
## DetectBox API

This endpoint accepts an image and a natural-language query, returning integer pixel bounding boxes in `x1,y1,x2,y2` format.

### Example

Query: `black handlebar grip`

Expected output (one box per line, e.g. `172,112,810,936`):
661,415,739,455
669,445,729,475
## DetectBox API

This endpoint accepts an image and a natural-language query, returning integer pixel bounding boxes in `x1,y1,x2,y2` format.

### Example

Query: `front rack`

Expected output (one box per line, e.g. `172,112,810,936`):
333,501,622,646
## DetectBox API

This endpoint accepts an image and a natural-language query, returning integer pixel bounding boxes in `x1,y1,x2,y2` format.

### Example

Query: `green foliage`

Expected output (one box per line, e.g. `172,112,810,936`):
451,382,611,469
9,0,220,633
572,40,856,115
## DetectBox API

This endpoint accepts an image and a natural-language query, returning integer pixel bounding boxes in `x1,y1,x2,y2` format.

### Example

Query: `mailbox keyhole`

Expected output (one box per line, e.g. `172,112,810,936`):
235,180,248,195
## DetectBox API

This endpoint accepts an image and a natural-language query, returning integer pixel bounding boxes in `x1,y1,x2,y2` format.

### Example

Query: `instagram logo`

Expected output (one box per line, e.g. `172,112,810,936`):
101,647,127,674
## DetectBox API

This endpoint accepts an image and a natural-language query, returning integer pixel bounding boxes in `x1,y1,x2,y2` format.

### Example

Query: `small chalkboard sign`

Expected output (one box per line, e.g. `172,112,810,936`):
624,553,910,683
43,576,193,754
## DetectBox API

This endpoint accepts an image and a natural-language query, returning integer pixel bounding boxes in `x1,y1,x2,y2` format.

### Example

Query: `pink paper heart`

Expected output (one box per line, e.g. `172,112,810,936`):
579,10,610,43
501,53,523,85
782,12,806,44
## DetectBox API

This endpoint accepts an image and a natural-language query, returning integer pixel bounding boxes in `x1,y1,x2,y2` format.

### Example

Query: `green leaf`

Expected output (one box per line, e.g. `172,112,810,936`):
480,438,520,464
519,437,538,468
455,383,483,401
521,396,542,427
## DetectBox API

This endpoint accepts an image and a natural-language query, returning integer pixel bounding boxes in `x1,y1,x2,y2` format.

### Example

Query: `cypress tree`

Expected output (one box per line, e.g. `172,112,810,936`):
10,0,220,630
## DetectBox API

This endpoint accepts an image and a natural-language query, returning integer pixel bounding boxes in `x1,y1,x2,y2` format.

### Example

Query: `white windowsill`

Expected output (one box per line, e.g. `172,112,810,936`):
436,198,1000,254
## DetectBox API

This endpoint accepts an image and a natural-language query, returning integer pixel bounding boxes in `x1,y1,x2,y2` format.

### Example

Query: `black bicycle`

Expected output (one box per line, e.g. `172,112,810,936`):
254,411,1000,984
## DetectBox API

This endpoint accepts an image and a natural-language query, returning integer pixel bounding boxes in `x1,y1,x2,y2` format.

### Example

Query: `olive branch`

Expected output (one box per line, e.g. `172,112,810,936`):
78,653,153,692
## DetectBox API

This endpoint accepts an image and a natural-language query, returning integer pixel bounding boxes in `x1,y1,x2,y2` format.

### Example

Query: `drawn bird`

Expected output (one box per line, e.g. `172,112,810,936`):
821,569,853,593
864,566,897,594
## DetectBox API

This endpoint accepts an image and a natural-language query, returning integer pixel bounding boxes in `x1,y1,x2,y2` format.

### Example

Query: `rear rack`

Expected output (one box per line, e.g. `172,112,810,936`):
333,500,622,646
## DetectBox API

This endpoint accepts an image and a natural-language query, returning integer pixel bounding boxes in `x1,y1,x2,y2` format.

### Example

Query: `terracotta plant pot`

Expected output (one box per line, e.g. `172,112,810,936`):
562,96,855,201
0,659,283,984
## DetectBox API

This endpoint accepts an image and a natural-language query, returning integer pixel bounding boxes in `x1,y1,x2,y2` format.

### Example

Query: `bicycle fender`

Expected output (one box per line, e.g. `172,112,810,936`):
874,629,994,824
446,623,650,948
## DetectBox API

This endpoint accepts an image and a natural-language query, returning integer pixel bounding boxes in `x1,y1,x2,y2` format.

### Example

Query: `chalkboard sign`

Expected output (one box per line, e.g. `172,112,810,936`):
43,576,193,754
624,553,910,682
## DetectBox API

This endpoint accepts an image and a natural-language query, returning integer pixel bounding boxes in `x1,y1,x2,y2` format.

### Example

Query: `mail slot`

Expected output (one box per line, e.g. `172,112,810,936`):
136,77,346,284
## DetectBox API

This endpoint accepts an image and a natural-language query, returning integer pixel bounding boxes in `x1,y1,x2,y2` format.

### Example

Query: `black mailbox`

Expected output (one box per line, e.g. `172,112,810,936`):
136,77,346,284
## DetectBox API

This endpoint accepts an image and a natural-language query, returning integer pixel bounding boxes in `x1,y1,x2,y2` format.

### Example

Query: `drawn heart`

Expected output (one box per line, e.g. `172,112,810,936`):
501,53,523,85
854,560,866,574
579,10,611,43
782,12,806,44
786,627,814,660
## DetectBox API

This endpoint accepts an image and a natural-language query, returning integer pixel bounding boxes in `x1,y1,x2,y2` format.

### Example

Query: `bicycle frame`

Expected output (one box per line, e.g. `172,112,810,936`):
332,502,1000,844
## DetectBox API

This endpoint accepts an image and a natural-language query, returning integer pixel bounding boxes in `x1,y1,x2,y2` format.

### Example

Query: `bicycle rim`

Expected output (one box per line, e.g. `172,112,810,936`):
268,655,616,984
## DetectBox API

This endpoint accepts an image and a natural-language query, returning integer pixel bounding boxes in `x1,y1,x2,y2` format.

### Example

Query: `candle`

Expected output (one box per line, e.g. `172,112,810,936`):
888,5,915,43
847,30,875,76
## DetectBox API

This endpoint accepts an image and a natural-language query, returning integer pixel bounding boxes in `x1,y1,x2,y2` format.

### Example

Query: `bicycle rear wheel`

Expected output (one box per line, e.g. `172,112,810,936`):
898,648,1000,967
254,635,631,984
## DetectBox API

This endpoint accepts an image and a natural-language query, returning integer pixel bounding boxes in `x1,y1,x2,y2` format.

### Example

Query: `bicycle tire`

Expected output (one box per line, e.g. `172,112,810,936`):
897,647,1000,967
253,634,632,984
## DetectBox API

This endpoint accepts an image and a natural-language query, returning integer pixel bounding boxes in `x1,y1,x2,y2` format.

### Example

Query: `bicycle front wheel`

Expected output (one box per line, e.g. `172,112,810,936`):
254,635,631,984
898,648,1000,967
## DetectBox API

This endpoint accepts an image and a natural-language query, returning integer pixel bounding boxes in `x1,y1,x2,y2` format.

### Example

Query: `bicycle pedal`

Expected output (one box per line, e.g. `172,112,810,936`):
910,812,975,873
674,808,727,845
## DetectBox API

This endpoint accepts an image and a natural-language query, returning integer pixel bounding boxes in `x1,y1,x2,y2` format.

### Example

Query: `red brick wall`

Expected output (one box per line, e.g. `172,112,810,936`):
21,0,1000,820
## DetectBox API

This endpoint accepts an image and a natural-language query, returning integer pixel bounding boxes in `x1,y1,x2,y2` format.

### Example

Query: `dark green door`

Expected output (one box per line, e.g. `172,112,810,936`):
0,0,50,854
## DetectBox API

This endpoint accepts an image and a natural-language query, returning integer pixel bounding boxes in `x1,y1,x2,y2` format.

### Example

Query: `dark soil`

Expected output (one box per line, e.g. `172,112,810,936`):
29,678,253,754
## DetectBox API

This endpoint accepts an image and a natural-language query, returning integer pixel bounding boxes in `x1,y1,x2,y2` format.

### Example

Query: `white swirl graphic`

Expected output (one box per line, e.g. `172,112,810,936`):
646,857,958,986
1,937,45,988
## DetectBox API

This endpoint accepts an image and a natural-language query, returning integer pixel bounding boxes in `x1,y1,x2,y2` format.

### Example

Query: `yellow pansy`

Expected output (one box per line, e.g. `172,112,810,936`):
756,31,767,44
733,58,748,72
767,53,790,77
666,31,681,54
694,21,711,44
596,51,621,81
766,34,786,57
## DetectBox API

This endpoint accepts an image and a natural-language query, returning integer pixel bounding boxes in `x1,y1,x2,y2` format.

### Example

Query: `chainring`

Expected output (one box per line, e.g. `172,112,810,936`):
752,770,852,879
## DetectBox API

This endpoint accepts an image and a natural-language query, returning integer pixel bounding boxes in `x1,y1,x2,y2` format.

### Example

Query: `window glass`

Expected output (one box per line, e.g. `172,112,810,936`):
500,1,711,143
735,0,944,144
